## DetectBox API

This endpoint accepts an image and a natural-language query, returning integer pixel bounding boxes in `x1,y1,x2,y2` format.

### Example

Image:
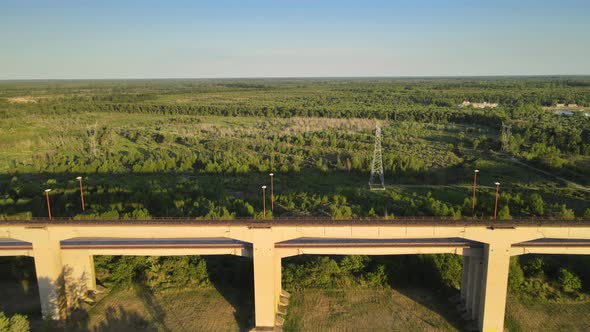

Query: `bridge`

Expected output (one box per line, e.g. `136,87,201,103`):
2,218,590,332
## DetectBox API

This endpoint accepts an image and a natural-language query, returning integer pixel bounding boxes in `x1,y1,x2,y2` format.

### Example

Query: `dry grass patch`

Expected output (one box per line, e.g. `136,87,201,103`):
284,288,461,332
506,295,590,331
7,96,38,104
65,287,249,332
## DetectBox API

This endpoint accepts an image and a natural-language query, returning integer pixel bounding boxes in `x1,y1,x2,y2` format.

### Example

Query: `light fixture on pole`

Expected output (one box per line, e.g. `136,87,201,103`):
261,186,267,219
44,189,52,221
472,169,479,213
76,176,85,211
269,173,274,212
494,182,500,219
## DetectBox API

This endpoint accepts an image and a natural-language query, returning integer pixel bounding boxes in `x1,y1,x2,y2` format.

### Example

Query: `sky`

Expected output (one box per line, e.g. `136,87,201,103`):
0,0,589,79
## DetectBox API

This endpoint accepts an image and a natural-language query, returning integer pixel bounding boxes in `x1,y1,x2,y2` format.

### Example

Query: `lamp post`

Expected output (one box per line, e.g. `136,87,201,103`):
494,182,500,219
261,186,267,219
269,173,274,212
472,169,479,213
44,189,52,221
76,176,85,211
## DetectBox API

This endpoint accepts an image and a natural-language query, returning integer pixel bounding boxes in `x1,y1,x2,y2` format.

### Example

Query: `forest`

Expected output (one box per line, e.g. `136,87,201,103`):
0,77,589,330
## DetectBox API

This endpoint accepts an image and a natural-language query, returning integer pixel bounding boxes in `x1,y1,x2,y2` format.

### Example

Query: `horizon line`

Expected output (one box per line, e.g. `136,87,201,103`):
1,74,590,82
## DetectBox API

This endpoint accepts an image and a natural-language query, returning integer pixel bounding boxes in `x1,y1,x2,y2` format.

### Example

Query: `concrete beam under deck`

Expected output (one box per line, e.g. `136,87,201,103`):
275,237,483,257
511,238,590,256
60,237,252,257
0,238,33,256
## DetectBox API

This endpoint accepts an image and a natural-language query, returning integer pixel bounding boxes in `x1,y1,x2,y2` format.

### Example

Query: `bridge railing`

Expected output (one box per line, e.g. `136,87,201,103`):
0,216,589,225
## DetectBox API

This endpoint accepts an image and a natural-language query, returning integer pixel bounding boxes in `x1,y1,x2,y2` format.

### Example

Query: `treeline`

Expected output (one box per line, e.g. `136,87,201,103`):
3,77,590,107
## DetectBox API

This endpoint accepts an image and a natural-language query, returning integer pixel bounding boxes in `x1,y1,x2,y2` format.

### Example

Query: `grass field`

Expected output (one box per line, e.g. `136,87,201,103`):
5,279,590,331
283,288,462,332
505,295,590,332
56,287,253,332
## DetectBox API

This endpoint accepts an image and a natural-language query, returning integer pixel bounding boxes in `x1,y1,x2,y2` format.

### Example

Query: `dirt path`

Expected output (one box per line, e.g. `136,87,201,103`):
500,154,590,193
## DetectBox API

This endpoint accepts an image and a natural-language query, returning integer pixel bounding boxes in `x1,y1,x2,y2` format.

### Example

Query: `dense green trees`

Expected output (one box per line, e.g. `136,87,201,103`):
95,256,211,290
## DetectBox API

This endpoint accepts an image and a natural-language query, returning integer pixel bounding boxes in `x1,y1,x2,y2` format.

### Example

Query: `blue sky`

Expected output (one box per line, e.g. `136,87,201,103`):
0,0,589,79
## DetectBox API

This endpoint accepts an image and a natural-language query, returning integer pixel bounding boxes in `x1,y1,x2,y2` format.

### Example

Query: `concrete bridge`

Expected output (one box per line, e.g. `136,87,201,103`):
2,218,590,331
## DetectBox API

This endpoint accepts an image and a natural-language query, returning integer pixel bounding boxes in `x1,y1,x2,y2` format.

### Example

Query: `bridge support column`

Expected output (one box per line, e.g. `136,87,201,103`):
464,255,479,315
61,250,96,311
469,256,483,321
478,243,511,332
33,239,66,320
274,255,282,307
252,230,277,330
460,256,470,303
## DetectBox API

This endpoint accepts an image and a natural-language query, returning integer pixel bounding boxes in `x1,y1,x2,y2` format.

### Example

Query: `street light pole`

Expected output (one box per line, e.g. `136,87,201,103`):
76,176,85,211
494,182,500,219
44,189,52,221
472,169,479,213
269,173,274,212
261,186,267,219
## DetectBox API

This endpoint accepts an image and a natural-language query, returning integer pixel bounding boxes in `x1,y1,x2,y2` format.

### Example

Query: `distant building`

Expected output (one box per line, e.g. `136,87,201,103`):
555,103,578,108
553,109,589,117
554,110,574,116
460,101,499,109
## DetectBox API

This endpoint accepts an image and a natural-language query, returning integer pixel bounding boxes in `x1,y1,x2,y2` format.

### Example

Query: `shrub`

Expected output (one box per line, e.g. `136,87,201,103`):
523,258,544,278
558,268,582,293
508,257,525,291
0,312,30,332
498,205,512,220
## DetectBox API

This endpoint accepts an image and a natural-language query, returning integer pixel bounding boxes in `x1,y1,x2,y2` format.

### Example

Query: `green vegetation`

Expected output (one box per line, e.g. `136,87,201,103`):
1,78,590,329
283,288,460,331
0,78,589,220
0,312,29,332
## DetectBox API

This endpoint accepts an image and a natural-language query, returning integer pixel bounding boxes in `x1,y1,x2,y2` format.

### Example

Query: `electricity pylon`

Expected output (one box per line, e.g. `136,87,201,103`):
500,122,511,153
369,125,385,190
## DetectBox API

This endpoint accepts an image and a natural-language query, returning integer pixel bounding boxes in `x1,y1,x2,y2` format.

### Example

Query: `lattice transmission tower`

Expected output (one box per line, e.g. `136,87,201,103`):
369,124,385,190
500,122,512,153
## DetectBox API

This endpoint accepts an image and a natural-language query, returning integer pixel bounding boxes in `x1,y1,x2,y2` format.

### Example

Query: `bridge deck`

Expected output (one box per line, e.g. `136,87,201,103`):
60,237,251,249
275,237,482,248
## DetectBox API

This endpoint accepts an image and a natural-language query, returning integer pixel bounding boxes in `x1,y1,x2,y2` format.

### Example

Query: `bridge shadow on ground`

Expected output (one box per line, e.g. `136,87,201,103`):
378,254,465,330
0,257,41,317
66,305,156,332
204,255,255,331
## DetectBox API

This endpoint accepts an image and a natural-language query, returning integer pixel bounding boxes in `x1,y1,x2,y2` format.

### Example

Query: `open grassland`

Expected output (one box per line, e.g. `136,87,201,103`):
283,288,462,332
505,295,590,332
55,287,252,332
283,288,590,332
